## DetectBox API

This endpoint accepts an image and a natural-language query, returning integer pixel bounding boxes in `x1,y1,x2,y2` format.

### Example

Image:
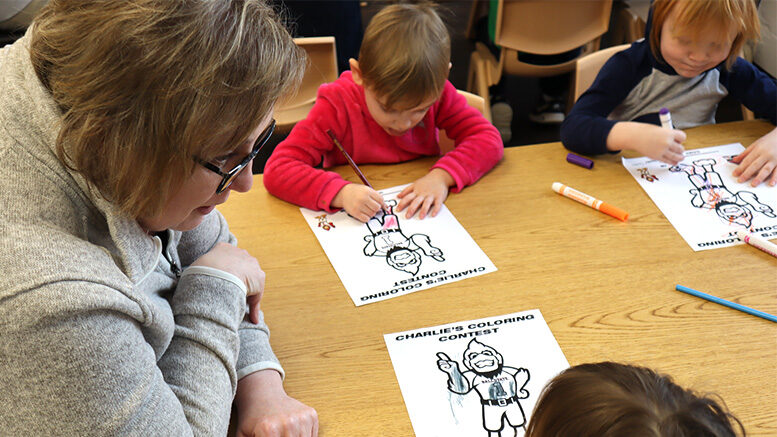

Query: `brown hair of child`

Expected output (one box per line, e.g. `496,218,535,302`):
525,362,745,437
357,2,450,110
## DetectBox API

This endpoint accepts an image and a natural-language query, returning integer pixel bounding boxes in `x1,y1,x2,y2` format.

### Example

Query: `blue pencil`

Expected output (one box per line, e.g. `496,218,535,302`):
676,285,777,323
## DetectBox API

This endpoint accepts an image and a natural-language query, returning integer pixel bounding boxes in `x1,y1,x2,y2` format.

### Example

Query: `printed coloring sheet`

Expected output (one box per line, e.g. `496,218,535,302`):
301,184,497,306
384,309,569,437
623,143,777,251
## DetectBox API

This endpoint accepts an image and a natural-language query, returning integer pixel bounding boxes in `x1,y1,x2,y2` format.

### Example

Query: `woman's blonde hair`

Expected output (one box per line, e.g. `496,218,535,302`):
525,362,745,437
30,0,305,219
650,0,760,70
357,2,450,109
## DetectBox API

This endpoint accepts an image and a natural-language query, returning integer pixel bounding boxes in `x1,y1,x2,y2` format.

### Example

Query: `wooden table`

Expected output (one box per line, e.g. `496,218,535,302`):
219,120,777,436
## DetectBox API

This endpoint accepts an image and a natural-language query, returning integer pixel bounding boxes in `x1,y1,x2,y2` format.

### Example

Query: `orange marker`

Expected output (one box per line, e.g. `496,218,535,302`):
552,182,628,221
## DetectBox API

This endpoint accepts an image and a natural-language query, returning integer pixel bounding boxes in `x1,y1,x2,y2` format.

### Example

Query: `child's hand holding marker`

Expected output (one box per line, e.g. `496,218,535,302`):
327,129,389,222
731,127,777,187
331,184,388,223
606,121,686,165
605,109,685,165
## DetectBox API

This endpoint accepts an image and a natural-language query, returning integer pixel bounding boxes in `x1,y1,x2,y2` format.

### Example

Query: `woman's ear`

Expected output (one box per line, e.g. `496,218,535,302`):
349,58,364,86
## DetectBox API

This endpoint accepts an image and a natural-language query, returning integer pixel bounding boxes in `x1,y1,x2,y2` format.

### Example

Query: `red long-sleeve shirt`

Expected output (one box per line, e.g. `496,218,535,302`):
263,71,503,212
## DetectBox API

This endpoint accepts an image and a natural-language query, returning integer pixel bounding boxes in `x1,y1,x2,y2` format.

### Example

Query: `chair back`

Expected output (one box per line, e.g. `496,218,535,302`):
572,44,630,103
495,0,613,77
274,37,338,131
439,90,488,154
611,4,645,45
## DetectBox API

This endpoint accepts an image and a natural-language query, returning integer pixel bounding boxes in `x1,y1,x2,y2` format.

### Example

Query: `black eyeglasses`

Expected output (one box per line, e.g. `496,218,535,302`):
196,119,275,194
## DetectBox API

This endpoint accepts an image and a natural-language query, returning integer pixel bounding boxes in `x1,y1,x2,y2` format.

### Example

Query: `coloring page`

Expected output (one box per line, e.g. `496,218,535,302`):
301,184,497,306
384,309,568,437
623,144,777,251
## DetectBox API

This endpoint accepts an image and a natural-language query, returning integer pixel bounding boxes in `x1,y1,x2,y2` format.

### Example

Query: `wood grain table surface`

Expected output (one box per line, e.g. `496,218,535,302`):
219,120,776,436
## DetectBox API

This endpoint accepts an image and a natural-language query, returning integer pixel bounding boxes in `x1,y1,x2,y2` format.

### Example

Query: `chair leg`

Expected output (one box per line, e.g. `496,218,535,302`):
467,53,477,93
468,52,492,121
476,63,492,121
566,72,577,116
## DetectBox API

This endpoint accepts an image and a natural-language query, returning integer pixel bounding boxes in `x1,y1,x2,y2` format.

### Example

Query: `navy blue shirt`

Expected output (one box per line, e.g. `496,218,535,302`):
561,38,777,155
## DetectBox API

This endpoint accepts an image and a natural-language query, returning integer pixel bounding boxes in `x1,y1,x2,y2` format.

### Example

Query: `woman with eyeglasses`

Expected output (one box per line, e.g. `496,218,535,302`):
0,1,318,435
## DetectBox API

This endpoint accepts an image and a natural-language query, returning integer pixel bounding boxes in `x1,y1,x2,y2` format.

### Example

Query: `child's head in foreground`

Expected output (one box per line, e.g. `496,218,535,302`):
525,362,745,437
650,0,760,76
349,2,450,136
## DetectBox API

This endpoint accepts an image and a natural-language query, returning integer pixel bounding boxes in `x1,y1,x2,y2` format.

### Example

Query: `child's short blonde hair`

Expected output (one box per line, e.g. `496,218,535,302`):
358,2,450,109
650,0,760,70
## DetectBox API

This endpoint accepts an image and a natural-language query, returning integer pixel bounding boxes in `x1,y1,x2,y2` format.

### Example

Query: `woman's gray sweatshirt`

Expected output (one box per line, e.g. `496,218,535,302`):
0,33,283,436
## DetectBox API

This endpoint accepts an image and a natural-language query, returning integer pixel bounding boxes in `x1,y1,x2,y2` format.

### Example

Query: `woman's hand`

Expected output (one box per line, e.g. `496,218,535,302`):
731,127,777,187
607,121,686,165
331,183,388,222
234,370,319,437
395,168,454,219
192,242,265,300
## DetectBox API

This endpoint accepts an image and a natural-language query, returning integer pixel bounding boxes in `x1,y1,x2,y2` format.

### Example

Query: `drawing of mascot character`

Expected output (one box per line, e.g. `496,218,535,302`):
670,158,775,227
362,200,444,275
436,339,530,437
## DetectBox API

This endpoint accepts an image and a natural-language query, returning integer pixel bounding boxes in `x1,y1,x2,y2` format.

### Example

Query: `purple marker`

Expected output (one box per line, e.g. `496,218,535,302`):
566,153,594,169
659,107,673,129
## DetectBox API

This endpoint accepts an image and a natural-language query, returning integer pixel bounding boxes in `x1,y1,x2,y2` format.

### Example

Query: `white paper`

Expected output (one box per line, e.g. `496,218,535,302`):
384,309,569,437
623,143,777,251
301,184,497,306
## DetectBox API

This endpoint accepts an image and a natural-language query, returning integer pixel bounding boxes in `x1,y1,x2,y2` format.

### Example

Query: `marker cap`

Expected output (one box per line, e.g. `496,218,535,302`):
659,107,673,129
600,203,629,221
566,153,594,169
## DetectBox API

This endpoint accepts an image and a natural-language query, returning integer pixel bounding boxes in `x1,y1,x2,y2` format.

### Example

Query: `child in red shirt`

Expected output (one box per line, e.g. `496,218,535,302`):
263,3,503,222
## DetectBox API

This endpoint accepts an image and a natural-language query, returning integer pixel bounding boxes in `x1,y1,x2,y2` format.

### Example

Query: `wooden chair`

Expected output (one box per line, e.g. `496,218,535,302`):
610,2,645,45
439,90,488,154
467,0,613,119
572,44,631,103
274,37,338,132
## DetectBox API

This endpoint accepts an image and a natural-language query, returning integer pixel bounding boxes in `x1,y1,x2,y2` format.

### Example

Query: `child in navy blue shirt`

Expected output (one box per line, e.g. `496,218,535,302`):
562,0,777,187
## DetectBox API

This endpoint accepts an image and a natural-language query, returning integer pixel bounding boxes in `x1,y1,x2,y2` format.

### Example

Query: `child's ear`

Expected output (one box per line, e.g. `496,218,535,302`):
349,58,364,86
